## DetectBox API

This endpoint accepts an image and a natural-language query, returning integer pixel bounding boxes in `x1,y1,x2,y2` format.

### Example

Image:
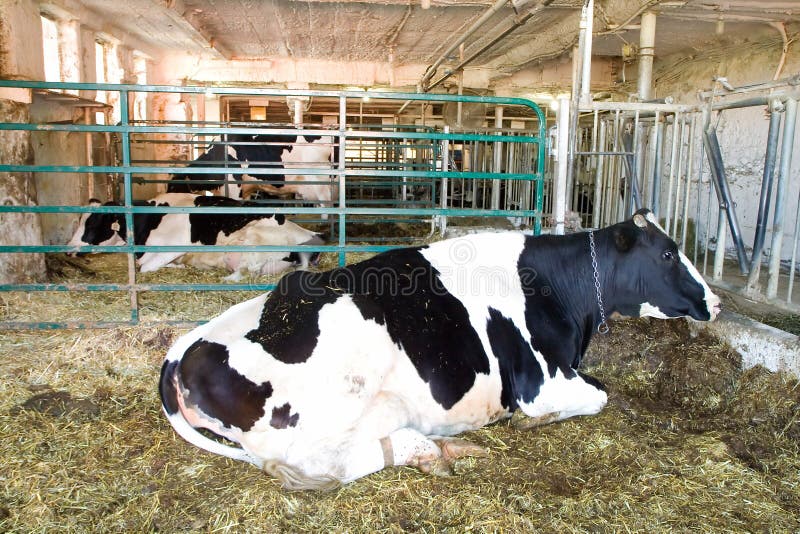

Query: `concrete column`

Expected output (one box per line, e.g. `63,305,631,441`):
637,11,657,101
0,0,47,283
78,25,97,101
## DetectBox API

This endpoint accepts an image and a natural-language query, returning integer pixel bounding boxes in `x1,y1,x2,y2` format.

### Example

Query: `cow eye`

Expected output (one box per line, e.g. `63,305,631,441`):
662,250,675,261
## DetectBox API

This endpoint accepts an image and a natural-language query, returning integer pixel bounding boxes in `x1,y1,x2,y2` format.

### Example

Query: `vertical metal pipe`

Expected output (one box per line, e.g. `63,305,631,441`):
491,105,503,209
713,208,727,281
638,11,657,101
554,97,570,235
692,112,704,265
664,115,680,233
620,120,641,213
567,39,582,215
610,110,622,222
579,0,594,107
83,107,94,200
652,113,664,215
786,182,800,302
338,95,347,266
672,113,687,239
680,113,697,251
767,97,798,298
440,125,450,236
631,110,642,212
119,89,138,324
457,44,464,128
747,99,781,287
592,113,605,228
701,107,712,275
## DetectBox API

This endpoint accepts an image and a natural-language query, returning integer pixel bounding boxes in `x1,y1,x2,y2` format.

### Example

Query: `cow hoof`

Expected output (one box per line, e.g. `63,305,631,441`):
433,437,489,463
415,457,452,477
511,410,561,430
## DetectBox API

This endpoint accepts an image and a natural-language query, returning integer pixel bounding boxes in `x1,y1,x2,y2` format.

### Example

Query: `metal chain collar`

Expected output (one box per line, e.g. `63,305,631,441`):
588,231,610,335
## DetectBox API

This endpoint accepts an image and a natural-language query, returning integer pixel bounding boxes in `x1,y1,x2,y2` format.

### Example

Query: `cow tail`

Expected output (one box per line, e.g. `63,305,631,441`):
261,461,341,491
158,359,261,467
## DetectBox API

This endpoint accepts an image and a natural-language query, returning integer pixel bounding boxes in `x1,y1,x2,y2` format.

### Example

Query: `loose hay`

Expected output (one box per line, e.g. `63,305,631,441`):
1,315,799,531
2,233,800,530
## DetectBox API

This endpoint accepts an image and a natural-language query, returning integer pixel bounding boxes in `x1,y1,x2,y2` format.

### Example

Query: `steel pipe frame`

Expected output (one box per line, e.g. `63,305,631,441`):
637,11,657,102
767,98,798,299
745,99,782,291
0,80,549,328
554,96,570,235
703,126,750,275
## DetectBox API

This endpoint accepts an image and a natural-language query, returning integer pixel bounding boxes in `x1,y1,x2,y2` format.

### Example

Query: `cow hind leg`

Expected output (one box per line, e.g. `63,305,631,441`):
137,251,185,272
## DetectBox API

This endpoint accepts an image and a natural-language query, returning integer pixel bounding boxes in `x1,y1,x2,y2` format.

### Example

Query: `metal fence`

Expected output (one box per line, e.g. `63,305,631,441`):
0,80,546,328
556,78,800,311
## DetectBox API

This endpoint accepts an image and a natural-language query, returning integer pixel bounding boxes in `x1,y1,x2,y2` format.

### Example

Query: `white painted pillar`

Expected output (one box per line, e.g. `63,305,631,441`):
554,97,570,235
579,0,594,107
293,98,303,125
638,11,657,101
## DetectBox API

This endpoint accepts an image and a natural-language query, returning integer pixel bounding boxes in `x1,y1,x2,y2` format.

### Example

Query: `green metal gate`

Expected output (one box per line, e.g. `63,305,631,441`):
0,80,546,329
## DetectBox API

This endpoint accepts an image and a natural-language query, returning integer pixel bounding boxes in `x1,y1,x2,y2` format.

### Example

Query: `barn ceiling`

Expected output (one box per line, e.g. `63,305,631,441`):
59,0,800,94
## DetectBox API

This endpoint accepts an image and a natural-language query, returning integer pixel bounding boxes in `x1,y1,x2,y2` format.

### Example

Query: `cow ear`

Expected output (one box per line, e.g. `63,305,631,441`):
633,213,647,228
613,225,638,252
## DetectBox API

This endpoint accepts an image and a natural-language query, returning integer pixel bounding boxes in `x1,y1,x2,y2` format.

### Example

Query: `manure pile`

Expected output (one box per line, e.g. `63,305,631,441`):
0,316,798,532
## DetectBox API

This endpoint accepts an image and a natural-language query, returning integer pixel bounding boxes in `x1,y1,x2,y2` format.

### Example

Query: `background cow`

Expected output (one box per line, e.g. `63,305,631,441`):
67,192,198,255
159,209,721,490
167,133,335,207
67,193,323,277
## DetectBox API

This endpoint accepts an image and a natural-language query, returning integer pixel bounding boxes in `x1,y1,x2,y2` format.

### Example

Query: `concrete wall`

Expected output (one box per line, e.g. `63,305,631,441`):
0,0,162,261
0,0,47,283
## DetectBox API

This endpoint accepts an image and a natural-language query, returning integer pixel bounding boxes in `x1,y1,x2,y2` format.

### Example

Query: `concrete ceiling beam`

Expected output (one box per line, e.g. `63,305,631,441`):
161,0,235,60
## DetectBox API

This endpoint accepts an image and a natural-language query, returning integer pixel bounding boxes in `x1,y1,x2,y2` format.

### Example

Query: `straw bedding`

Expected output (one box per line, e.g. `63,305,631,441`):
1,247,799,531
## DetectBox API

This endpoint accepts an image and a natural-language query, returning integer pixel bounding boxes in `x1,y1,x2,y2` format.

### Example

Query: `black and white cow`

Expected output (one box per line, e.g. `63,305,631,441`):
159,209,721,490
167,133,335,206
166,140,247,198
67,193,323,278
67,193,199,254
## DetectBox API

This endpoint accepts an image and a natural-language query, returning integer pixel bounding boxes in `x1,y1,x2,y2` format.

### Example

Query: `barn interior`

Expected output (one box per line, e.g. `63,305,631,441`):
2,0,800,530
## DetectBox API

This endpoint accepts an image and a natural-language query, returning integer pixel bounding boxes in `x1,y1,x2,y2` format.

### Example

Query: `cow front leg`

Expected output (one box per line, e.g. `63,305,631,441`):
432,436,490,465
514,370,608,429
382,428,451,476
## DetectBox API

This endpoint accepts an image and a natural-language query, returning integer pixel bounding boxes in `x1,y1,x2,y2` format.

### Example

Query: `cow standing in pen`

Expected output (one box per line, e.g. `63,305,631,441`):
159,209,721,490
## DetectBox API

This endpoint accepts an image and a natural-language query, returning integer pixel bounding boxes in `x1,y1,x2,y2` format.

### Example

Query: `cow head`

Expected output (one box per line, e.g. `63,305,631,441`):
66,199,126,256
608,209,721,321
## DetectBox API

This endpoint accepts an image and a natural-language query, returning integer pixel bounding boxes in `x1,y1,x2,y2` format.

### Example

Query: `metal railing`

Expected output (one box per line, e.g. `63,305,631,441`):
0,80,546,328
556,77,800,311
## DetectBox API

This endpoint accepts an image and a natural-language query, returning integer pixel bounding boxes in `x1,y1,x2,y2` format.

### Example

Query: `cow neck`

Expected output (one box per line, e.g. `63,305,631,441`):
519,231,602,342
